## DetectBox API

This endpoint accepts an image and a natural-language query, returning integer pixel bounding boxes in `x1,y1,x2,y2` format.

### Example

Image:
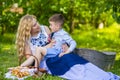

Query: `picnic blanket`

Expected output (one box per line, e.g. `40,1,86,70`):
5,66,37,80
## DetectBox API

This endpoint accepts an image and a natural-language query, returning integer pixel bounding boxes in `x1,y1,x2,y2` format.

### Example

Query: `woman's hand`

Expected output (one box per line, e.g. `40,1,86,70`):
44,39,56,48
59,52,65,57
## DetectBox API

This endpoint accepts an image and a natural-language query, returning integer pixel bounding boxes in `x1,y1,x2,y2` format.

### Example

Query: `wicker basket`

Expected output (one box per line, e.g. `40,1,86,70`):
23,54,47,73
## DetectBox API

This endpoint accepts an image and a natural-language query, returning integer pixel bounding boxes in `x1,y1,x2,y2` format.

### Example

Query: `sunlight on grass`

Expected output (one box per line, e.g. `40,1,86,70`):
116,53,120,61
72,23,120,52
97,23,120,41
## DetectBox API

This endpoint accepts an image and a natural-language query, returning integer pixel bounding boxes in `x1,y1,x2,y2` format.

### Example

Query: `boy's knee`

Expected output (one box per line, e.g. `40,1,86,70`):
36,47,46,55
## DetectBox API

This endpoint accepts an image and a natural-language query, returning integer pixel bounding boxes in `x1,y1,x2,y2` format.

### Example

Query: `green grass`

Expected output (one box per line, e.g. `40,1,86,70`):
0,33,65,80
0,23,120,79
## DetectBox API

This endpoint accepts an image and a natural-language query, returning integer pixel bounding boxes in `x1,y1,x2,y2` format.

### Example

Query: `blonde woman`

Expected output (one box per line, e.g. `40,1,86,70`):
16,14,50,70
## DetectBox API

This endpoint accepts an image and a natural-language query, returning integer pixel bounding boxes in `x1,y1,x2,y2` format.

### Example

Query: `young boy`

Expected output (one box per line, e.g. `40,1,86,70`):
21,14,76,69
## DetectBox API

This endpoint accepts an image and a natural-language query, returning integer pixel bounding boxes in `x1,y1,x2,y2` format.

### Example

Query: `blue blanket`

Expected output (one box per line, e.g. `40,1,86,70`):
46,53,88,75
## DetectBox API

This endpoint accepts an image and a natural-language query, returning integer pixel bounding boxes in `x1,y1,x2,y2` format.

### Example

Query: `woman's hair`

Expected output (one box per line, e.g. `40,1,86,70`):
16,14,36,64
49,14,65,26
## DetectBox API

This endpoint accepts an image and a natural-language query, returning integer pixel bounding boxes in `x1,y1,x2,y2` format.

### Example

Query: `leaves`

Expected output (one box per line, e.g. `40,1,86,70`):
0,0,120,34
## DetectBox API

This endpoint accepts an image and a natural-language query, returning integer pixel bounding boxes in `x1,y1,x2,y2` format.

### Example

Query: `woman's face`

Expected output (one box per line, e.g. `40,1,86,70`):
31,19,40,34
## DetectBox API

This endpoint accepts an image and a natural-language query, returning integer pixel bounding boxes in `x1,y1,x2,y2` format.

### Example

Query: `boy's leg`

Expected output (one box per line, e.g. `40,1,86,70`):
20,47,47,68
34,47,47,68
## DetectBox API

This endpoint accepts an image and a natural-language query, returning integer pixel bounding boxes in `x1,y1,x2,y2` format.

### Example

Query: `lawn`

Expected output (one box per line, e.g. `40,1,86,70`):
0,33,64,80
0,23,120,80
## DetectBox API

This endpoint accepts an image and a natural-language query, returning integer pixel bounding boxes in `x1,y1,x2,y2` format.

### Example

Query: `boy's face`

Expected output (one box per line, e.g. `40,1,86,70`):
49,21,60,32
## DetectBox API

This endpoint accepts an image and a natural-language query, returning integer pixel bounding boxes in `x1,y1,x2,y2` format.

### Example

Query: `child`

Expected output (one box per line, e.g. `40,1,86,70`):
21,14,76,68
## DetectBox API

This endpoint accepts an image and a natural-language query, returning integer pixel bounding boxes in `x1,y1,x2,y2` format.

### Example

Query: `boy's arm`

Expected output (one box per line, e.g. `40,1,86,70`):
67,40,76,53
63,40,76,54
64,34,76,53
59,34,76,57
59,40,76,57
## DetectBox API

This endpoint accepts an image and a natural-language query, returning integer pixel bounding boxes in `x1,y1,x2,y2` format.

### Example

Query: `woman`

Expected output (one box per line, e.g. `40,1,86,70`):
16,14,50,70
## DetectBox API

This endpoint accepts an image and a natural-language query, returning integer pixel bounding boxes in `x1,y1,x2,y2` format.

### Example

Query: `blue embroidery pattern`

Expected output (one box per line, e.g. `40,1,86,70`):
31,33,47,47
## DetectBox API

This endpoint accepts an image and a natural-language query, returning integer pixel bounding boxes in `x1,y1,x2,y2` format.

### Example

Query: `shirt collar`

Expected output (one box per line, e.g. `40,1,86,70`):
54,29,63,35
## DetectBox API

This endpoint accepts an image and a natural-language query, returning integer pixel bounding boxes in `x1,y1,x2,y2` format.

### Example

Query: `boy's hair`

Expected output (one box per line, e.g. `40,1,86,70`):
49,14,65,26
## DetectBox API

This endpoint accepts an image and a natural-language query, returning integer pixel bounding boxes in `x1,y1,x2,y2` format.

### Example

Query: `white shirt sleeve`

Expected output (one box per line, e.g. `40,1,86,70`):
63,33,76,52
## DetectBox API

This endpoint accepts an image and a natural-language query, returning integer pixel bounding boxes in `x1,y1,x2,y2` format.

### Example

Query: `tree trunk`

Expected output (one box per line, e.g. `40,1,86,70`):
69,20,75,33
1,25,6,35
68,0,75,34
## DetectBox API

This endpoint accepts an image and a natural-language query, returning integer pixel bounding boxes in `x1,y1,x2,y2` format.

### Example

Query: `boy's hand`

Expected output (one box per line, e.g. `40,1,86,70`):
59,52,65,57
44,39,56,48
49,39,56,47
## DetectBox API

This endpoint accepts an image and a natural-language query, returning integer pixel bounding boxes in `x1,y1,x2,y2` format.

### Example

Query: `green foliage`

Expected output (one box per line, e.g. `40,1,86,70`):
72,23,120,52
1,0,120,34
103,0,120,24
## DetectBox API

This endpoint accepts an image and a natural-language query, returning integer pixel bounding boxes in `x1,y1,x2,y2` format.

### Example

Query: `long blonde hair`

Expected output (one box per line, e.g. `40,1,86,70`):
16,14,36,64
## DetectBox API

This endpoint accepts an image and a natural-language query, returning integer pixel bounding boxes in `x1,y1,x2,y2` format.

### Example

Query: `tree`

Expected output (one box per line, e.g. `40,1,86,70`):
0,0,120,35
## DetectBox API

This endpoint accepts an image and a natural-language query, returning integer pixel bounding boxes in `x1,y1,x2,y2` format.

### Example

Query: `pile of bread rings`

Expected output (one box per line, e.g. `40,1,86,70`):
10,66,30,78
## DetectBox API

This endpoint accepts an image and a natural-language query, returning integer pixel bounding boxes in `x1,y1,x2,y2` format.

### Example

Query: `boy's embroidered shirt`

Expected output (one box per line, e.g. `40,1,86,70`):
52,29,76,52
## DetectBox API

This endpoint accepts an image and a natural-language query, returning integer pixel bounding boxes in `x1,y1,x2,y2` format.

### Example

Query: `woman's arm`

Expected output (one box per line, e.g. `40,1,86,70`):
24,43,32,59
